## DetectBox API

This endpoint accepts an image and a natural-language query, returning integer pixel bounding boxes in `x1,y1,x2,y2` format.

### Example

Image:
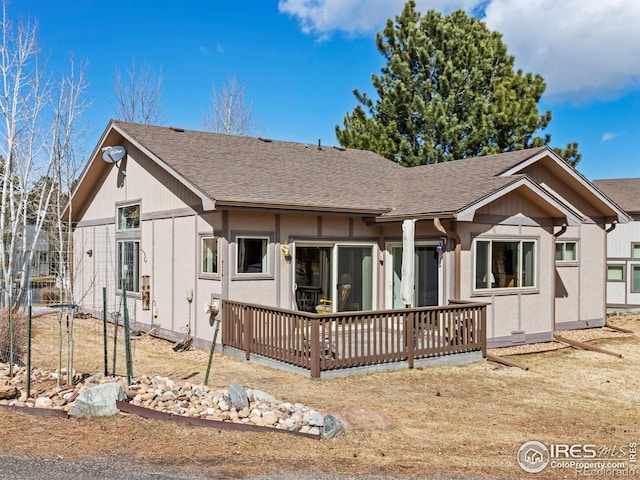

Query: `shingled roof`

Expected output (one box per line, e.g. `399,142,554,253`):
108,121,559,220
592,178,640,214
114,121,402,215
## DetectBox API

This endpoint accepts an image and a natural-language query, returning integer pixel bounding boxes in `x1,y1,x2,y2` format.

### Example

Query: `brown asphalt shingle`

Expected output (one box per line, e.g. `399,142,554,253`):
593,178,640,214
113,121,552,218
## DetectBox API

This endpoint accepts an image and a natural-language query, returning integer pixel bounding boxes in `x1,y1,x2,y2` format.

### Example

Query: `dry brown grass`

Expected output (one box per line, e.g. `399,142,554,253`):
2,313,639,479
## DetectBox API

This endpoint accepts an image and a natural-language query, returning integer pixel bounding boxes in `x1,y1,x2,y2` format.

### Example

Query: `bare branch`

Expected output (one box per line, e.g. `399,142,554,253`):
113,59,167,124
202,75,258,135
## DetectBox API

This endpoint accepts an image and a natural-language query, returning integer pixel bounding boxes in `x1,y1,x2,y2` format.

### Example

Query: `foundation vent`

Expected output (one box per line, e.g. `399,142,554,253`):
510,330,526,345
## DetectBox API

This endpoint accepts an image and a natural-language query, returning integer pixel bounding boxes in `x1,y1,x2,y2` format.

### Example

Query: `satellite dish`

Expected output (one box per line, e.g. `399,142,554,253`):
102,145,126,164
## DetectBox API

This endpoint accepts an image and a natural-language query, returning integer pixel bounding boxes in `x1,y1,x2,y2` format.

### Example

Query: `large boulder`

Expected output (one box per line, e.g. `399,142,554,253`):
323,414,345,439
68,383,126,417
227,382,249,410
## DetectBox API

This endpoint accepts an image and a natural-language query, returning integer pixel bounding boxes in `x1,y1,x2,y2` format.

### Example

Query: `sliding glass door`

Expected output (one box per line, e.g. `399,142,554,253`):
294,243,374,312
390,244,440,308
336,246,373,312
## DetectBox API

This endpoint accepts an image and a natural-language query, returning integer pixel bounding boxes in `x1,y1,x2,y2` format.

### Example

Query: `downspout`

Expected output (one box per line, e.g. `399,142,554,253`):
433,218,461,300
552,224,568,335
605,221,617,310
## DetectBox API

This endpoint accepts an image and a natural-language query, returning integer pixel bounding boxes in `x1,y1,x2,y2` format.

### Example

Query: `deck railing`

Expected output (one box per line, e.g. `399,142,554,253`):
222,300,486,379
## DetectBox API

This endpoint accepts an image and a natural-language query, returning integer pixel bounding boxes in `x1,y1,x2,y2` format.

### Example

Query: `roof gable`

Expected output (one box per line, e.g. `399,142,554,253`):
114,121,403,215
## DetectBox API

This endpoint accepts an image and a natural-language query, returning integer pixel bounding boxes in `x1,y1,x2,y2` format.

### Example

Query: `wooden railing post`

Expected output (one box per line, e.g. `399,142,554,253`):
310,317,320,379
407,311,414,369
244,306,252,360
480,305,487,357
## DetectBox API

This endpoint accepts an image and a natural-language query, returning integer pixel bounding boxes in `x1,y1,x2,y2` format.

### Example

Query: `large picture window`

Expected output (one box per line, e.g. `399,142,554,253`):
475,239,536,290
237,237,268,274
117,240,140,292
117,204,140,230
201,236,218,275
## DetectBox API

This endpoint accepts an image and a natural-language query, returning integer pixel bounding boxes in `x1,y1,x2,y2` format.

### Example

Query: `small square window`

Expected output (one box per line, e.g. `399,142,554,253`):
201,236,218,275
556,241,577,262
237,237,268,274
607,265,624,282
117,204,140,230
632,244,640,259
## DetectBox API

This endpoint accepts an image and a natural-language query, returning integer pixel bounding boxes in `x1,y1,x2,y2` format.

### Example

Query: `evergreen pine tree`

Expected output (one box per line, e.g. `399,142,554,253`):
336,2,580,167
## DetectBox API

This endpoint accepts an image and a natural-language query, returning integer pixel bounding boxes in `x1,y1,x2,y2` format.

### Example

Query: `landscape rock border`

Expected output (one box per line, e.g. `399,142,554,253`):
0,364,344,440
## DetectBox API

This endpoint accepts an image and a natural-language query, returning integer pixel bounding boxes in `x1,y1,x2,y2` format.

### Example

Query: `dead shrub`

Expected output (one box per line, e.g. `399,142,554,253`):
40,287,66,304
0,311,27,364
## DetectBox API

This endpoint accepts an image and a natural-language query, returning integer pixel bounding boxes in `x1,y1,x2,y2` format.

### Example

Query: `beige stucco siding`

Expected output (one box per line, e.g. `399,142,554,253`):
226,211,279,306
458,222,555,346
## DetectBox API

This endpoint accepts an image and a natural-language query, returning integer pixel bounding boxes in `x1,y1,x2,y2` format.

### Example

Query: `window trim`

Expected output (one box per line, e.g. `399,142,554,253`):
606,264,625,283
116,201,141,231
631,264,640,293
472,237,538,295
231,231,274,280
199,234,220,279
555,240,579,265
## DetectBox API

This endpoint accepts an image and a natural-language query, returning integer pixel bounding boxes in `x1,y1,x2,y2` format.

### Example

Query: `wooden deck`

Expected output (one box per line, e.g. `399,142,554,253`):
222,300,487,379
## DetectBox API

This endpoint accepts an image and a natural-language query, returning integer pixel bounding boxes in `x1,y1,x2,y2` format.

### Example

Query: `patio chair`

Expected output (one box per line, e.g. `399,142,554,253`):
337,283,351,311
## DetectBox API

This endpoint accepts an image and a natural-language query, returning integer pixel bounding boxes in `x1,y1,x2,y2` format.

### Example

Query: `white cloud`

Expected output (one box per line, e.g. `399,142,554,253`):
277,0,476,35
602,132,622,142
279,0,640,102
483,0,640,102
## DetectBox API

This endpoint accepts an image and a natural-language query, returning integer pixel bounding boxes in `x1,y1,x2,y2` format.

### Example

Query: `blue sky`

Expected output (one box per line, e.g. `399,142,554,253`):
13,0,640,181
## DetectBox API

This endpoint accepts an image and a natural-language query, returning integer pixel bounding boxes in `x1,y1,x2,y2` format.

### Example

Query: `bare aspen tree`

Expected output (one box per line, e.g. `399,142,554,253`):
113,60,167,124
0,3,51,313
0,2,89,379
48,58,89,385
202,75,258,135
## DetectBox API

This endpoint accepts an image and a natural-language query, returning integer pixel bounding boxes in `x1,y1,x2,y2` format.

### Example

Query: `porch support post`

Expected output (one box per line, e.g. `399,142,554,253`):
310,317,320,379
244,306,252,361
407,311,415,369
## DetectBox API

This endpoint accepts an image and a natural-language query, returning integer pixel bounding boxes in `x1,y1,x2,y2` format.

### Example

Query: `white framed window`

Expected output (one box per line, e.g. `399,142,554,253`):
631,265,640,292
474,238,536,291
556,241,578,262
117,203,140,230
236,236,269,275
607,264,625,282
117,240,140,292
201,236,218,275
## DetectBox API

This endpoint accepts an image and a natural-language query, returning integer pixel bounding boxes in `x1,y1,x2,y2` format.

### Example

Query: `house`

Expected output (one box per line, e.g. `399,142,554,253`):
592,178,640,310
65,120,628,353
